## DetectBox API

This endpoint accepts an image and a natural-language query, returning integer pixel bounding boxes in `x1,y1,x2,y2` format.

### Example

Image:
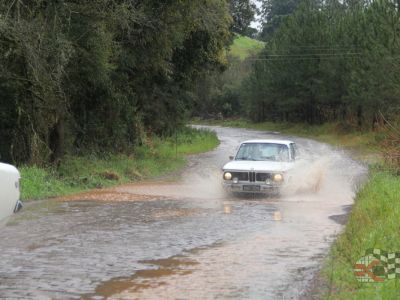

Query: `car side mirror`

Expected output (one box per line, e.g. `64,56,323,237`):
229,155,234,160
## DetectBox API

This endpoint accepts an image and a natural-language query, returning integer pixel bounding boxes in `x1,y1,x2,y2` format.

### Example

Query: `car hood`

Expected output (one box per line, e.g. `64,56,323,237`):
222,160,293,173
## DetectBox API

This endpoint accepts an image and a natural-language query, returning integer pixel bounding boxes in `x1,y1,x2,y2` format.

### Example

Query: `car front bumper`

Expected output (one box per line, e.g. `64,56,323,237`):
223,181,282,193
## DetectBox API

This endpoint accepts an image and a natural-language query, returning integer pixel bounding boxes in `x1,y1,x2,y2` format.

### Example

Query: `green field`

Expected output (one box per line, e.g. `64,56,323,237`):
20,127,219,200
229,35,264,60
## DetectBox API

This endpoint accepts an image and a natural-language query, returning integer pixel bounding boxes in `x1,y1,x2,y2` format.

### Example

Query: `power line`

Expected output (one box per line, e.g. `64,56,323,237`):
261,48,360,53
289,46,357,49
257,53,361,57
248,57,361,61
249,55,400,61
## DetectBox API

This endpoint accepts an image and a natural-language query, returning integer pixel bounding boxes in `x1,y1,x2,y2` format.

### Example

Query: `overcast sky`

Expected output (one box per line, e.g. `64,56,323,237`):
250,0,263,29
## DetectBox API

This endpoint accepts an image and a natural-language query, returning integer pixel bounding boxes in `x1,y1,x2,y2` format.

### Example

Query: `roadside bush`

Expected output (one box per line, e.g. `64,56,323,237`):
380,116,400,173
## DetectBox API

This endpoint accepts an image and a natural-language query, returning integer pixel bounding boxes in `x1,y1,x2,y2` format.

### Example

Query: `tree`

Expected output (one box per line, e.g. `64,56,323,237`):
241,0,400,127
230,0,258,34
260,0,301,40
0,0,233,164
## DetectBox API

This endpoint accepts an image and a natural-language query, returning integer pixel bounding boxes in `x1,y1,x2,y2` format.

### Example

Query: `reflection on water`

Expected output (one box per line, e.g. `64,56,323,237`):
273,211,282,221
223,202,232,214
0,126,366,299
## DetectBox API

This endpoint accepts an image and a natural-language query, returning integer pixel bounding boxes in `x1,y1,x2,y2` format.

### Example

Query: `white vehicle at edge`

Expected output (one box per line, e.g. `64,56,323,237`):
222,139,298,194
0,162,22,222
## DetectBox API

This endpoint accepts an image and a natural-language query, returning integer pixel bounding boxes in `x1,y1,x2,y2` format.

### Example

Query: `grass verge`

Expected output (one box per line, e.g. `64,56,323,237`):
321,166,400,299
20,127,219,201
193,118,400,299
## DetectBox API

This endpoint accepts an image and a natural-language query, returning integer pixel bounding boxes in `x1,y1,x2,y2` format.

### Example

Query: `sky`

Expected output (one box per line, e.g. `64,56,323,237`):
250,0,263,30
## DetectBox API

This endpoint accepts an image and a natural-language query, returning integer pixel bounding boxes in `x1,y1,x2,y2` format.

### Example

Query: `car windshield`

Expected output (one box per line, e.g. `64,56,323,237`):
235,143,290,162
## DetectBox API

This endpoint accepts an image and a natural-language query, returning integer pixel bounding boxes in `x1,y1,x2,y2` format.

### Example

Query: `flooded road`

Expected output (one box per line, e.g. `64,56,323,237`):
0,126,366,299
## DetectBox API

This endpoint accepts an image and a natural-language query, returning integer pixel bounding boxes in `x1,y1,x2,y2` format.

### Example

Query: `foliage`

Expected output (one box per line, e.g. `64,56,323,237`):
190,34,264,119
229,0,258,35
0,0,232,165
380,114,400,171
242,0,400,128
260,0,301,41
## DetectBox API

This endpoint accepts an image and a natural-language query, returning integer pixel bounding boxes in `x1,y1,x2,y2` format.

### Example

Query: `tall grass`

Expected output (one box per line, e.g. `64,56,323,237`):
20,127,219,200
322,168,400,299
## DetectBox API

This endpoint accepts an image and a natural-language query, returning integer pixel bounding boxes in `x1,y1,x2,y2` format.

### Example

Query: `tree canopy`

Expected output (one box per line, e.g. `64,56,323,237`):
0,0,232,164
2,0,400,165
241,0,400,127
260,0,301,40
229,0,258,35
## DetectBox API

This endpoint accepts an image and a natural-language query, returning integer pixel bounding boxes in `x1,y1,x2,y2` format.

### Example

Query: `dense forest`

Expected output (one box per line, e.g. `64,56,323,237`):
239,0,400,128
0,0,254,165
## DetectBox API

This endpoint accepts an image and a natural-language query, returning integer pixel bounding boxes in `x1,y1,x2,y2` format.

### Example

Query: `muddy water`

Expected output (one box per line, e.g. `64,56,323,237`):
0,126,366,299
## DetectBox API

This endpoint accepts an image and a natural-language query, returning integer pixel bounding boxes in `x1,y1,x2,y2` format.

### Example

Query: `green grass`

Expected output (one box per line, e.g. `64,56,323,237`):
20,127,219,200
193,118,400,299
322,168,400,299
229,35,264,60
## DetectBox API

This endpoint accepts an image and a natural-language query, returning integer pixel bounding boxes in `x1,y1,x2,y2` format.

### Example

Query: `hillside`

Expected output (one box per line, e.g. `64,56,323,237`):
229,35,264,60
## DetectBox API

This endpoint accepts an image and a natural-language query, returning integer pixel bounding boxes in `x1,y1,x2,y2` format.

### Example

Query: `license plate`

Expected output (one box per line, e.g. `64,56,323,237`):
243,185,260,191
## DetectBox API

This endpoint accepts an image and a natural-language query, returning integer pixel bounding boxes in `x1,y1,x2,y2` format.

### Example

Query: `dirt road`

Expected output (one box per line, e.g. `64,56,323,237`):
0,126,366,299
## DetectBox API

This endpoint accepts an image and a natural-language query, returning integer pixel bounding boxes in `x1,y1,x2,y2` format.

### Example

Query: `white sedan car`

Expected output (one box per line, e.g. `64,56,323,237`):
222,139,298,194
0,162,22,222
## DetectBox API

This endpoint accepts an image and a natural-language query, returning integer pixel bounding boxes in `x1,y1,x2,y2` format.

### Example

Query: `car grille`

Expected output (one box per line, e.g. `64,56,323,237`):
231,172,272,182
256,173,272,181
231,172,249,181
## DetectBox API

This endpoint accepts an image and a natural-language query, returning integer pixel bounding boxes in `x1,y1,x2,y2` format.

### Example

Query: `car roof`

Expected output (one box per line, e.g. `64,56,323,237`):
240,139,294,146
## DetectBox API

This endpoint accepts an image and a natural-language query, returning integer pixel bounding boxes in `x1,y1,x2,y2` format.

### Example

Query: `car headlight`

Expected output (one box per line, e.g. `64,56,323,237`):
273,174,284,182
224,172,232,180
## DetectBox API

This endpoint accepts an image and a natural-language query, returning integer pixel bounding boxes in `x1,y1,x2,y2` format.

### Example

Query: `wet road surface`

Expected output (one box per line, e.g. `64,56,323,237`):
0,126,366,299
